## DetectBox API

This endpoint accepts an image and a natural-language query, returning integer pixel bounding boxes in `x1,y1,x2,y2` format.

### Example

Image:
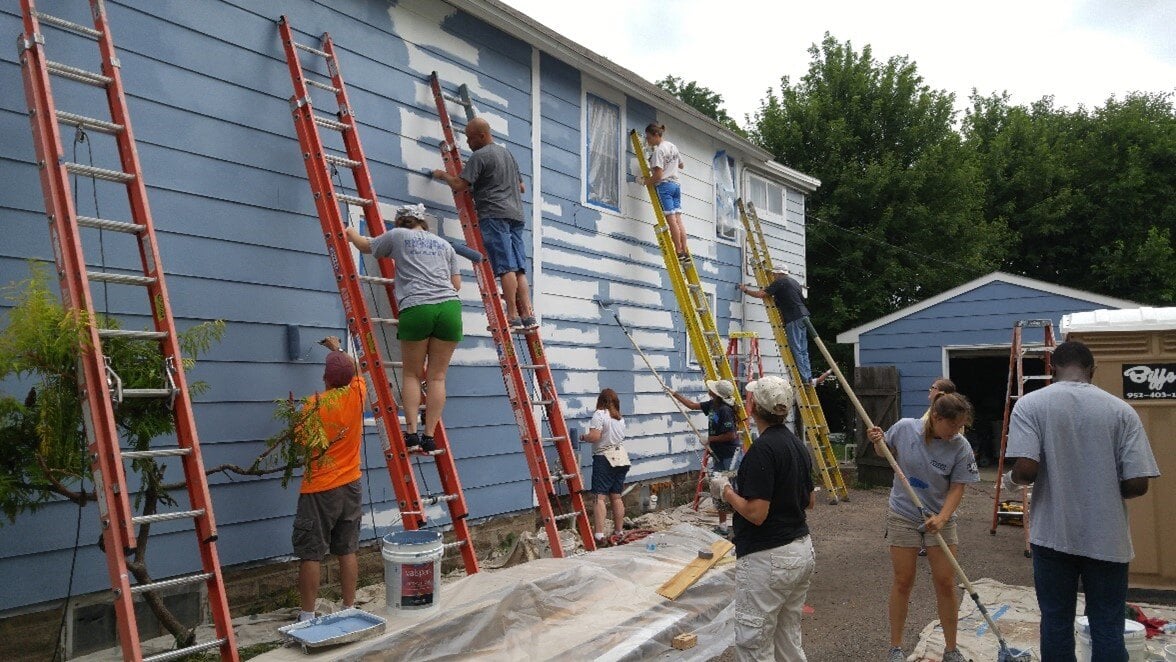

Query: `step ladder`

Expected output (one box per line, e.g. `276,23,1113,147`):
630,131,755,454
690,331,766,509
277,18,478,573
17,2,237,660
739,200,849,504
990,319,1055,557
428,72,595,556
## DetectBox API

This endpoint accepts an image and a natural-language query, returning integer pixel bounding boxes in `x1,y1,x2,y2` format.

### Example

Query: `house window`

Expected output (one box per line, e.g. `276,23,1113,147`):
748,174,783,217
585,93,621,210
714,151,737,241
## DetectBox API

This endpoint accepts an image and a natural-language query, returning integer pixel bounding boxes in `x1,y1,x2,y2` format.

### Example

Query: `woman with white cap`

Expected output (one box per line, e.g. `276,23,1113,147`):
671,379,739,536
345,204,463,453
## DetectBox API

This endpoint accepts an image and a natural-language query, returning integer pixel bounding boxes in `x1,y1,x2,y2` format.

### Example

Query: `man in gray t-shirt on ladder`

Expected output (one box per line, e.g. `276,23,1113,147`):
1005,340,1160,662
433,117,536,330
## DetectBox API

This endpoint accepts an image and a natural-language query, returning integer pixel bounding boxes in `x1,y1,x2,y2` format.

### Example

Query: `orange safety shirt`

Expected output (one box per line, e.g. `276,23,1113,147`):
300,375,367,494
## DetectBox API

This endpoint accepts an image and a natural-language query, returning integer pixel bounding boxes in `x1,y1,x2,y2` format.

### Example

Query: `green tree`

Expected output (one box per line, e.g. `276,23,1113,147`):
965,92,1176,303
656,75,744,134
752,34,1006,343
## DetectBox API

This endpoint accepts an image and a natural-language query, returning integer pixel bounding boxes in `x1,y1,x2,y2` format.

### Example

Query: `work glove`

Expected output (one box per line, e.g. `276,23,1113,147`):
709,473,731,502
1002,469,1030,493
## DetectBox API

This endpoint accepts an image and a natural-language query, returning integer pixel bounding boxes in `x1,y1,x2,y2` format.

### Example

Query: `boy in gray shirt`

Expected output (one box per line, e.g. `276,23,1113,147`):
1006,340,1159,662
433,117,535,330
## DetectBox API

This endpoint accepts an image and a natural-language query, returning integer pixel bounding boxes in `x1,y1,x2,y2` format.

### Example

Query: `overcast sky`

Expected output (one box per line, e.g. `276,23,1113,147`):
500,0,1176,126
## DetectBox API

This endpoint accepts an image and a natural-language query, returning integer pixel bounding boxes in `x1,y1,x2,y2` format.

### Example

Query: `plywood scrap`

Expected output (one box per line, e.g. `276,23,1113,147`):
671,632,698,650
656,539,734,600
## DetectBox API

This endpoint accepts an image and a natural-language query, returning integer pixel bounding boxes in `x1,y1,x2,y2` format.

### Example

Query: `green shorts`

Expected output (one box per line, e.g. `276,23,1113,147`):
397,299,463,342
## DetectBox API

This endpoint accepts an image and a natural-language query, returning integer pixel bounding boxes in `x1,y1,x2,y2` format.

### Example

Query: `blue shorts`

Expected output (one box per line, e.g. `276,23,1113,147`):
591,454,629,495
480,217,527,276
655,180,682,215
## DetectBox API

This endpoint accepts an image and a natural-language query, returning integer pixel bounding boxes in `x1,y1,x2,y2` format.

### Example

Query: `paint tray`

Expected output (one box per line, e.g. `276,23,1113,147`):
278,608,386,652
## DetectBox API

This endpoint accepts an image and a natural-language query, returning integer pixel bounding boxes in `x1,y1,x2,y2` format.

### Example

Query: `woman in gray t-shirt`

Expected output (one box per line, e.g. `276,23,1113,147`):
867,393,979,662
345,204,462,453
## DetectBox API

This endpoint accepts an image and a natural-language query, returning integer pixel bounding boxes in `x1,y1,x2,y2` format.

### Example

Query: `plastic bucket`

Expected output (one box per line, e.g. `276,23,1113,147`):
1074,617,1146,662
382,530,443,613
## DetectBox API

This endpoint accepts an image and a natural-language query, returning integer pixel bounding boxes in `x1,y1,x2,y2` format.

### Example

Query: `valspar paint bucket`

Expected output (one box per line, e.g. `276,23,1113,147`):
382,531,443,613
1074,617,1146,661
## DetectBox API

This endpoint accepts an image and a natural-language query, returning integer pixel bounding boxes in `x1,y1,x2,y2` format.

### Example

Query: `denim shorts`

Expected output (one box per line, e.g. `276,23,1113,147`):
397,299,463,342
591,454,629,495
479,217,527,276
655,180,682,214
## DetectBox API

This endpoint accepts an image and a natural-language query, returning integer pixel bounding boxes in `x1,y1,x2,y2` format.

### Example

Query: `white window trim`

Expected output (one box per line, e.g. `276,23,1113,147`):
580,78,626,216
686,282,719,368
713,152,739,245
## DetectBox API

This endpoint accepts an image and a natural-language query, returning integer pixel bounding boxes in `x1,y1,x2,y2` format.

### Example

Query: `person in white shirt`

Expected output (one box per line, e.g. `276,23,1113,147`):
639,123,688,259
582,388,629,545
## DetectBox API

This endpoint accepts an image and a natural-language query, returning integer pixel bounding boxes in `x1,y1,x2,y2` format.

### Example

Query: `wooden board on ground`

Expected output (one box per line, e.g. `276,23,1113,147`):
656,539,734,600
671,633,697,650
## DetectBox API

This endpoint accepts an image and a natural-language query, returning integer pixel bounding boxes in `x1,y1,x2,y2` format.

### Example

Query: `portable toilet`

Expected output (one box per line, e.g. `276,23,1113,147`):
1062,307,1176,584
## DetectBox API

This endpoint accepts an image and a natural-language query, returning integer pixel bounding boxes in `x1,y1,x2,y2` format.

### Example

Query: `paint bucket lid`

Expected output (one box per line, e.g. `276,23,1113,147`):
382,530,443,560
1074,617,1146,640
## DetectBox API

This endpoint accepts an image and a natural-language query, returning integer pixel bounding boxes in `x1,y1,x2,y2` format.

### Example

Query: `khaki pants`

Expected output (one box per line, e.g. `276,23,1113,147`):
733,535,816,662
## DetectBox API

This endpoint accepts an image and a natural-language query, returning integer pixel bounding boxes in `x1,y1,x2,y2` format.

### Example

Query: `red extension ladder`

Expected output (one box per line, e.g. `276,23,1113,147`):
17,1,237,659
428,72,596,556
278,17,478,573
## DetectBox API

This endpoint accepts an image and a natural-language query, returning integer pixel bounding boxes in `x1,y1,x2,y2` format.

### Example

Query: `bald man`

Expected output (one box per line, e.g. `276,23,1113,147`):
433,117,535,330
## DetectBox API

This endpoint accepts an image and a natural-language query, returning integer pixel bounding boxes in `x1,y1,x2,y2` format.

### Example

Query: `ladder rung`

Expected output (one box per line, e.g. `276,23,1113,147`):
294,41,332,59
121,388,175,399
87,270,156,286
98,329,168,341
143,638,228,662
551,511,581,522
313,114,349,132
122,448,192,460
132,508,205,526
34,11,103,39
1022,376,1052,382
443,93,470,105
519,363,545,370
370,317,399,325
56,110,123,134
443,540,467,551
324,153,361,168
411,448,446,457
46,60,112,87
65,162,134,182
336,193,372,207
422,492,458,505
549,472,576,482
358,274,395,286
305,77,340,93
533,399,554,406
77,215,142,233
540,435,566,443
130,572,213,595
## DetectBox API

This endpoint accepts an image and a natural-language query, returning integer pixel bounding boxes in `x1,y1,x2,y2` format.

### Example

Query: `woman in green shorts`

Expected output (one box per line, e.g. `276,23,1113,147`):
346,204,463,453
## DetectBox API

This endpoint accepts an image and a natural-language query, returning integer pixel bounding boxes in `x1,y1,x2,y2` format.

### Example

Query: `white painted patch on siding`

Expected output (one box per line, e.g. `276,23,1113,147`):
389,0,478,63
543,224,665,269
545,346,606,370
630,328,674,350
557,372,601,399
605,281,664,307
540,196,563,217
613,305,674,330
543,323,600,345
634,352,669,370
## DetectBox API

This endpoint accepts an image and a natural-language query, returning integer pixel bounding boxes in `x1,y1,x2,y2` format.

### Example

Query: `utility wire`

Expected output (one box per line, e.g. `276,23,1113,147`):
804,213,981,275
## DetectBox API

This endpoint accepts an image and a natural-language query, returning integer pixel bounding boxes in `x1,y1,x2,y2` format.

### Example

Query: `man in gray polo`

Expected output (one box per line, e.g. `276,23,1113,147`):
1005,340,1159,661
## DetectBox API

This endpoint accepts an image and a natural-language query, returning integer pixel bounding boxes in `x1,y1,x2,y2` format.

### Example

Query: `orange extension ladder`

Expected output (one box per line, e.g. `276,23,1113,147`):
278,17,478,573
17,1,237,659
428,72,596,556
990,319,1055,558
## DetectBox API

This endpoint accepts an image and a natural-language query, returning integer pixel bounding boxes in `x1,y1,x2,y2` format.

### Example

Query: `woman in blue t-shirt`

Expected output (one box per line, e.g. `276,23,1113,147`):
867,392,979,662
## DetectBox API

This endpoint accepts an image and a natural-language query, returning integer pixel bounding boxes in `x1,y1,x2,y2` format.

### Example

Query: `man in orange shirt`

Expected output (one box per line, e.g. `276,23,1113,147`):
293,337,366,621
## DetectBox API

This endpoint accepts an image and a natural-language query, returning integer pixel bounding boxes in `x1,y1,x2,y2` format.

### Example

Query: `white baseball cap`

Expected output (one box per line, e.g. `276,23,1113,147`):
705,379,736,406
746,375,795,415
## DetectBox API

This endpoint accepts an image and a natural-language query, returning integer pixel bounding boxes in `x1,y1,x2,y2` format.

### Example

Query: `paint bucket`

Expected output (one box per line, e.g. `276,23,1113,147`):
1074,617,1146,661
382,530,443,613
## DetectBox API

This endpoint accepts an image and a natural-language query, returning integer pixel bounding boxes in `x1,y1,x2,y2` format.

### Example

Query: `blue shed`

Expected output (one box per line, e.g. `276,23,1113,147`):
0,0,817,628
836,271,1135,462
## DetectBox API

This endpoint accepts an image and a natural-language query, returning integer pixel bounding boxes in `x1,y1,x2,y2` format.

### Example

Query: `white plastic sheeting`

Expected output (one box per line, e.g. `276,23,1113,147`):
253,524,737,661
713,151,737,239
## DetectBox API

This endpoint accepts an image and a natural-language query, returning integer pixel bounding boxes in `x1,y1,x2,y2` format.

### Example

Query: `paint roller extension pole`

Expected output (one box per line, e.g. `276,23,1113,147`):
802,317,1028,661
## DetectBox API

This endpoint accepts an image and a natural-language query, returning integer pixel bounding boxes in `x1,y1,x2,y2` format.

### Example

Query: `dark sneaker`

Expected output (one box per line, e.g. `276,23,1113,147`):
508,317,525,331
521,316,538,329
942,650,966,662
419,435,437,453
404,432,422,450
712,525,730,538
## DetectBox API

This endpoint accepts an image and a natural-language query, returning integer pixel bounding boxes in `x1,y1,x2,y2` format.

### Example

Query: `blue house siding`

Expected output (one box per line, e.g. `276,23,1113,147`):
0,0,812,612
856,280,1128,419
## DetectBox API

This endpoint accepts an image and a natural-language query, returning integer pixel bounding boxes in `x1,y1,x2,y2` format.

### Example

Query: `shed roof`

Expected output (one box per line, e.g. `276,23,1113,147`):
1062,307,1176,334
836,271,1138,344
449,0,821,194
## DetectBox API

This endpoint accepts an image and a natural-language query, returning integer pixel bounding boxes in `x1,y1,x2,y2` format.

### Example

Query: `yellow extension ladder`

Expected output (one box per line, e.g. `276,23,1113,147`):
739,200,849,504
629,130,754,450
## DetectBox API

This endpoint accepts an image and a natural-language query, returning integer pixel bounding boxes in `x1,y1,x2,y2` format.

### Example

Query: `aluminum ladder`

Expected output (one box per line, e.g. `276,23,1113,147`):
278,17,478,573
17,1,238,659
629,130,755,453
739,200,849,504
